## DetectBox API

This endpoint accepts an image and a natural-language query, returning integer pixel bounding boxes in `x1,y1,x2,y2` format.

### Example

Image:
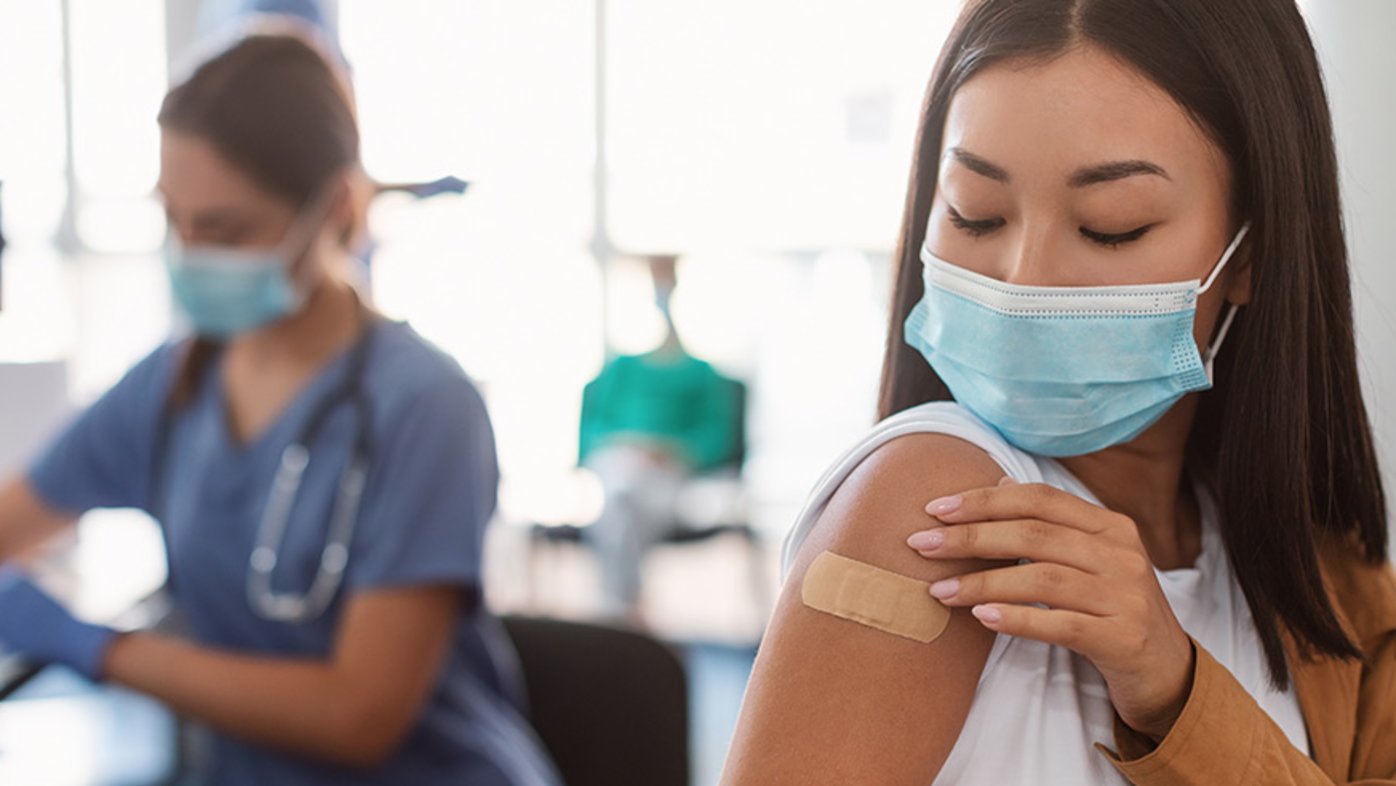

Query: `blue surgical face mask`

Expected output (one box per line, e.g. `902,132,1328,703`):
165,243,302,338
904,224,1250,457
165,191,331,338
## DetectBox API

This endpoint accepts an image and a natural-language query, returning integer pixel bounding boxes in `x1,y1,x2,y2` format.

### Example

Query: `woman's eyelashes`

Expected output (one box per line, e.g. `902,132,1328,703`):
945,206,1154,248
1079,223,1154,248
946,206,1005,237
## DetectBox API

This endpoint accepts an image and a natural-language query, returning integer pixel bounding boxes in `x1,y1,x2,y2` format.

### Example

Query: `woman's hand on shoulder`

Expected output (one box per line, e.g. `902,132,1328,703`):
907,479,1196,741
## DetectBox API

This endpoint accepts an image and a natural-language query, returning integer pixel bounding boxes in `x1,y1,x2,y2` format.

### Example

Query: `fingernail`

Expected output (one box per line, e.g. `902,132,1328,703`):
907,530,945,550
998,475,1017,486
929,578,959,598
926,495,962,516
972,605,1002,624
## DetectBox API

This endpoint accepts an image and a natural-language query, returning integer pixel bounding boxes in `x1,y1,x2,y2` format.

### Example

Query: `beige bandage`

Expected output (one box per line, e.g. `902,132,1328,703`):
801,551,951,643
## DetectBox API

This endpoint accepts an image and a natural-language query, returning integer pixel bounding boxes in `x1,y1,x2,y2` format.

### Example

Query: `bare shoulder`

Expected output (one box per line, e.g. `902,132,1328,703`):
721,432,1010,785
788,431,1012,583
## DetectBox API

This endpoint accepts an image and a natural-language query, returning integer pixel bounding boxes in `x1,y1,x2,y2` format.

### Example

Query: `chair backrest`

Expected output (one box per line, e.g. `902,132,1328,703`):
500,616,690,786
721,376,748,470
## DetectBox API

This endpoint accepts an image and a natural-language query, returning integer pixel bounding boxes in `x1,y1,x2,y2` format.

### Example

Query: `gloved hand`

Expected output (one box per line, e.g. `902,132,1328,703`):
0,565,117,681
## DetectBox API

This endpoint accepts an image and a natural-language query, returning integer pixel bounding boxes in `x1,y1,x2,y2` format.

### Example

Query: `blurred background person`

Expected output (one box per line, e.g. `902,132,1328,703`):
580,254,744,621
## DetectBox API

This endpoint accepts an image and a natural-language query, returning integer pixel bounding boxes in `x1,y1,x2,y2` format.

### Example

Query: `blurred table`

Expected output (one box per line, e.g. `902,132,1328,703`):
0,509,174,785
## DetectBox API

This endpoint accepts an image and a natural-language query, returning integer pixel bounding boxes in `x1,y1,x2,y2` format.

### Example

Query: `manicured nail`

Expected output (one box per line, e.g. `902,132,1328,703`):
998,475,1017,486
972,605,1002,624
929,578,959,598
907,530,945,550
926,495,962,516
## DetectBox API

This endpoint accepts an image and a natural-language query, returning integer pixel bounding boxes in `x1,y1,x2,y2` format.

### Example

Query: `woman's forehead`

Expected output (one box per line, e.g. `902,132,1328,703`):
941,46,1229,192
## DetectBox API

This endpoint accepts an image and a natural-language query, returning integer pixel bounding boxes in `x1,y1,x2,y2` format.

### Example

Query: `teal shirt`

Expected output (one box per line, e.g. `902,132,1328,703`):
579,352,740,472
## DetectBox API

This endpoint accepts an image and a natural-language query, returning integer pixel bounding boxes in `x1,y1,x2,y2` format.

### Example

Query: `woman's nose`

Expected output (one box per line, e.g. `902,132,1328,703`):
998,223,1058,286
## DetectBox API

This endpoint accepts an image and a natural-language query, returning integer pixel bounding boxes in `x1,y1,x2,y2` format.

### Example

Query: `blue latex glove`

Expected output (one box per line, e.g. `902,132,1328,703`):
0,565,117,681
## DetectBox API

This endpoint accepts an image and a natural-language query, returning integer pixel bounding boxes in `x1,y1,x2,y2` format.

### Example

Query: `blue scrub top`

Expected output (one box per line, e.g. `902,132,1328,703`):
28,320,561,786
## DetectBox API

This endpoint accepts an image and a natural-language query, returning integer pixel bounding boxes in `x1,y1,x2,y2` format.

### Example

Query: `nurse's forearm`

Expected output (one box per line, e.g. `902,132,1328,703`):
101,585,462,769
104,632,392,766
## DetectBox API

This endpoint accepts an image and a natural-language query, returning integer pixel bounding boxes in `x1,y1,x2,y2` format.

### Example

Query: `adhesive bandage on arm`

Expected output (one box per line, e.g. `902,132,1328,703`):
801,550,951,643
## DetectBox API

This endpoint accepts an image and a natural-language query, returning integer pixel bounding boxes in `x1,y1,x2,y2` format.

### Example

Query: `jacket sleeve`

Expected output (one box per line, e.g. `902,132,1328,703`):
1094,636,1396,785
578,364,617,466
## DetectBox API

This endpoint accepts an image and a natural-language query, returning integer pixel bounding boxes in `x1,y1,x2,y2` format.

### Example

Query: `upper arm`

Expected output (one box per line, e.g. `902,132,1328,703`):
326,377,493,757
722,433,1011,785
332,585,464,757
580,364,619,462
26,344,175,517
690,371,739,470
579,377,605,461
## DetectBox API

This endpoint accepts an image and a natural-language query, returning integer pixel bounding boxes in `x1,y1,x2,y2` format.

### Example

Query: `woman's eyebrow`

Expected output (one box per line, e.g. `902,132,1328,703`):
944,148,1172,189
945,147,1010,183
1068,159,1171,187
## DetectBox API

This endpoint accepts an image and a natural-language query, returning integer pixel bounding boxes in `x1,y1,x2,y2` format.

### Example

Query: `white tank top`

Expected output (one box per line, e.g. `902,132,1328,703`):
780,401,1310,785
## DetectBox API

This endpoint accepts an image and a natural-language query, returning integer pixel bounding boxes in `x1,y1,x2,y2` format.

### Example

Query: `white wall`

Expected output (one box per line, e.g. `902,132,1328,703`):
0,361,70,477
1305,1,1396,543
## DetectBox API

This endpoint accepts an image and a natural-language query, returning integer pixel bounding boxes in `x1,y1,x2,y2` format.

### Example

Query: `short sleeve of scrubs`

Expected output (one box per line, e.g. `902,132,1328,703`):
345,374,499,592
27,344,178,515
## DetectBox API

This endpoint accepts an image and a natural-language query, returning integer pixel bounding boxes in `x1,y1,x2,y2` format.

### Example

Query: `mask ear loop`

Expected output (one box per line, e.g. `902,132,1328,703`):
1198,222,1251,295
1201,302,1239,380
278,177,346,263
1198,222,1251,380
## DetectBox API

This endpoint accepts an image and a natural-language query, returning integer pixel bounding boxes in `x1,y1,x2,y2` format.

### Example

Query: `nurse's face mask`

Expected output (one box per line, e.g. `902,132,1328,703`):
165,188,334,339
904,223,1250,457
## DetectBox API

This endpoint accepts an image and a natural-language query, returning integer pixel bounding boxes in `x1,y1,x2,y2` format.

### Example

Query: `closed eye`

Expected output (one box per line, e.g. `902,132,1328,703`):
1080,224,1154,248
947,206,1006,238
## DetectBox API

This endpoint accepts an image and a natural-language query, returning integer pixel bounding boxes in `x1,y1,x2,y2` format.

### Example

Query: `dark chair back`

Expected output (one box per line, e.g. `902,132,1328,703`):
720,376,748,470
501,616,690,786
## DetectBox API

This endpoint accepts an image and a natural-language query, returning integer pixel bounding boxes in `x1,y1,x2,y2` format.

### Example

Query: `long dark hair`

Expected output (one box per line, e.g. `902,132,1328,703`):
158,28,364,407
878,0,1387,690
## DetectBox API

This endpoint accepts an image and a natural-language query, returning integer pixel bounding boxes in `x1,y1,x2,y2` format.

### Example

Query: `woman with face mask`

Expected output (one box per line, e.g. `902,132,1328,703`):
722,1,1395,784
0,29,561,786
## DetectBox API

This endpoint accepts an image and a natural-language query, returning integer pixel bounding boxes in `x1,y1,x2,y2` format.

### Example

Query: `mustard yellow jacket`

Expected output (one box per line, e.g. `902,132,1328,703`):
1097,535,1396,784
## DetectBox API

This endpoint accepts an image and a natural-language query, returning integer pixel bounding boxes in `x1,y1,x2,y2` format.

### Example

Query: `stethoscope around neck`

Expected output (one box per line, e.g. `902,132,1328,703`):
246,327,375,623
156,317,378,624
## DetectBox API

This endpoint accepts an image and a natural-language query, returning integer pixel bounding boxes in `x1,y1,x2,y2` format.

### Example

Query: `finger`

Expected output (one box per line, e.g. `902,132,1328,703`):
970,602,1107,656
926,481,1121,534
929,562,1114,615
908,518,1106,573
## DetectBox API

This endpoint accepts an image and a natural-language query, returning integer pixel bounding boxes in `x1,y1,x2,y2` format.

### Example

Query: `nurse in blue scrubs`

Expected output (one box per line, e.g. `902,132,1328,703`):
0,29,560,786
